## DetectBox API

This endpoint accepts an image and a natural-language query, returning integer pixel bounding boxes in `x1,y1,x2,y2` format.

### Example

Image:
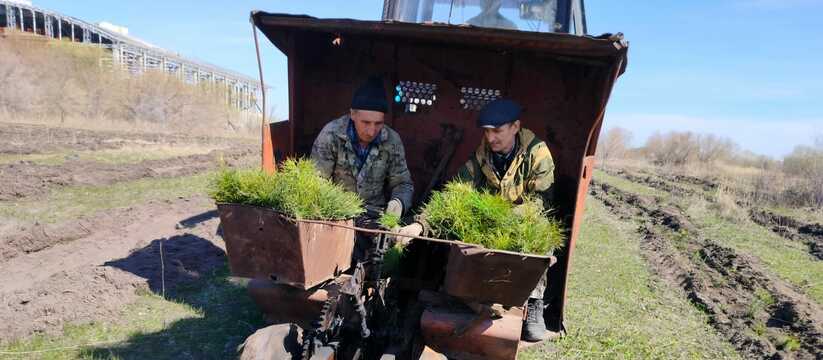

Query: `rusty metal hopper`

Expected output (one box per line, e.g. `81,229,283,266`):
443,243,554,307
217,203,355,290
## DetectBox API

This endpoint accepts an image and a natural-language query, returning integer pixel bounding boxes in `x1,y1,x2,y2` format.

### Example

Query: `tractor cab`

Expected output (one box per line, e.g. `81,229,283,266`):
231,4,627,359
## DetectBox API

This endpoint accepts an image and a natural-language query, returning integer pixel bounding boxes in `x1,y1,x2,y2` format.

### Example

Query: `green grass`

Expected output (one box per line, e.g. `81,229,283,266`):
765,205,823,226
422,182,565,255
683,199,823,305
521,198,739,360
0,145,217,166
0,267,265,360
209,159,364,221
779,335,801,352
0,173,212,224
593,170,666,198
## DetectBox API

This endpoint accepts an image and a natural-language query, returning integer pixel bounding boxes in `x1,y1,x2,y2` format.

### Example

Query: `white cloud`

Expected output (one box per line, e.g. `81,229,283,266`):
603,113,822,158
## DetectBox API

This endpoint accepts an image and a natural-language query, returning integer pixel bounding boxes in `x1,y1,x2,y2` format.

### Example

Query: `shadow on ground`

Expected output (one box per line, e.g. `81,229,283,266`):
82,211,266,359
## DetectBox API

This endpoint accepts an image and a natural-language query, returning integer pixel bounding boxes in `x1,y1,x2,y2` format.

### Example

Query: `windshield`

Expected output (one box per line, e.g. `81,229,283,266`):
383,0,567,33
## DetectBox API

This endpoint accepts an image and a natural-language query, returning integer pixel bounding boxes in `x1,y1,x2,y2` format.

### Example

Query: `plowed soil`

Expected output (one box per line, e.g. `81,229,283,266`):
0,148,254,201
603,167,823,261
0,122,253,344
592,181,823,359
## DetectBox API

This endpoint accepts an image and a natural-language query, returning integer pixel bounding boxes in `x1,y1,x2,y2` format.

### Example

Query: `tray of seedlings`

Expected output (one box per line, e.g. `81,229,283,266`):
420,182,565,307
210,159,363,290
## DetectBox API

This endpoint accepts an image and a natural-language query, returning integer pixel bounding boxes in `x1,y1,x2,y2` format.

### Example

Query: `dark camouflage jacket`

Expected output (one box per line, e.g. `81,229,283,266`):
455,128,555,210
311,115,414,213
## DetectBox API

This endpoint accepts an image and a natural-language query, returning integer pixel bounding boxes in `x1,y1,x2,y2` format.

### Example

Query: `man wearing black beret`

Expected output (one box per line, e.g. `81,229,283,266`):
310,76,414,223
398,98,556,342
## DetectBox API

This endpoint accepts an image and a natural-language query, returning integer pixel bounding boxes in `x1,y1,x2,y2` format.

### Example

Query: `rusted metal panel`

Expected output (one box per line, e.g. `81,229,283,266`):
217,203,354,290
268,120,293,164
442,243,553,307
251,12,628,328
246,278,336,328
420,297,523,360
252,13,623,58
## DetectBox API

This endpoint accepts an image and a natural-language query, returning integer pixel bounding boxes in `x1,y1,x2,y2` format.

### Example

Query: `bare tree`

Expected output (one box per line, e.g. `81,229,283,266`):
644,131,699,166
597,127,633,165
697,134,736,164
0,35,251,135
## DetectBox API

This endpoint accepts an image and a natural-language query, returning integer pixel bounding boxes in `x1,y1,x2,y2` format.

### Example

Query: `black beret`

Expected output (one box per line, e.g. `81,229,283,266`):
351,76,388,113
477,99,522,128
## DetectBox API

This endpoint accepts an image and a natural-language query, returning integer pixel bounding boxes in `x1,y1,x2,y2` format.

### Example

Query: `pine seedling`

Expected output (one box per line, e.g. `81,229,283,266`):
209,158,364,221
422,181,565,255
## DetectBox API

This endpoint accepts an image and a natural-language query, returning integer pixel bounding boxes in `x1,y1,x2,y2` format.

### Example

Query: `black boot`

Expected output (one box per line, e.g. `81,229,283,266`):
521,298,548,342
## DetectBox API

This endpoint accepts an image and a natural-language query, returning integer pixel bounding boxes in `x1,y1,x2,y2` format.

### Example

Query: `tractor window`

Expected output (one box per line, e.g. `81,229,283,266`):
384,0,568,33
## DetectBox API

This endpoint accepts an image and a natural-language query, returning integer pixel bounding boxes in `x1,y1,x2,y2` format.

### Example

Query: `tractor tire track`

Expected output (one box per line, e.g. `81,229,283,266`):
591,181,823,359
603,168,823,261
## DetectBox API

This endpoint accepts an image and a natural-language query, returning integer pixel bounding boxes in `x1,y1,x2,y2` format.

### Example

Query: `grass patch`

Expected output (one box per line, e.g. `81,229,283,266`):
593,170,666,198
422,182,564,255
0,145,218,166
766,205,823,226
778,335,801,352
0,173,212,224
209,159,363,220
520,198,739,359
747,288,777,318
0,266,265,360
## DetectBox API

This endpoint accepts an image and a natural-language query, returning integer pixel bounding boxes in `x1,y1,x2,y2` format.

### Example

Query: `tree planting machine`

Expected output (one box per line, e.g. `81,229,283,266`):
218,1,628,358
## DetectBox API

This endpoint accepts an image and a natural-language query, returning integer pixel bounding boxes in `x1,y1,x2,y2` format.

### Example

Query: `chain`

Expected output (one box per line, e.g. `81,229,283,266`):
300,295,335,360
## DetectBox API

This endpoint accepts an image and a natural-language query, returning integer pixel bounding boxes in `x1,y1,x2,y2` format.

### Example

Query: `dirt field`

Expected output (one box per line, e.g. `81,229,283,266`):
1,122,821,359
590,167,823,359
0,122,257,351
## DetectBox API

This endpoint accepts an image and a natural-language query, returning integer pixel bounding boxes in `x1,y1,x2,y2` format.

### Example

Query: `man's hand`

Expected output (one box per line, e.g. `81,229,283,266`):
386,198,403,217
395,223,423,245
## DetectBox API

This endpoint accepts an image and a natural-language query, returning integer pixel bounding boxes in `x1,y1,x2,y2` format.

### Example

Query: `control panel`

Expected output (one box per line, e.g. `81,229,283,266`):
394,81,438,113
459,87,502,111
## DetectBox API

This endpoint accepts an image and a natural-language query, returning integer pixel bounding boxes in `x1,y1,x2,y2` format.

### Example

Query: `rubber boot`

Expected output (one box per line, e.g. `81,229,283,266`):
521,298,548,342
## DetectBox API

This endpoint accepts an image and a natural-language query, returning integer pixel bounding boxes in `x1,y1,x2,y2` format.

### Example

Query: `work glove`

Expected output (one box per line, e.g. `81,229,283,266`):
395,223,423,246
386,198,404,217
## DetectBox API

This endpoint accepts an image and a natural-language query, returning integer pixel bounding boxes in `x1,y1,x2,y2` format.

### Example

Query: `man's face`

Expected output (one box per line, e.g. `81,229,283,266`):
350,109,385,145
484,120,520,153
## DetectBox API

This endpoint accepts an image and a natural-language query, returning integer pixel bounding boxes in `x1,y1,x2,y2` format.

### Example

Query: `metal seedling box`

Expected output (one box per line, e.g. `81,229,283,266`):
217,203,355,290
442,242,555,307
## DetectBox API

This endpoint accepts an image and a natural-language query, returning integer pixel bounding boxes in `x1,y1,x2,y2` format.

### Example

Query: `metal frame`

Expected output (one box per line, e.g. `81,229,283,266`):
382,0,587,35
0,0,261,114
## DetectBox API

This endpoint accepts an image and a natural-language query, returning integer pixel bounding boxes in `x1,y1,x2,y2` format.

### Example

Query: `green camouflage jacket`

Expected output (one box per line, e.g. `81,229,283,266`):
455,128,555,210
310,115,414,213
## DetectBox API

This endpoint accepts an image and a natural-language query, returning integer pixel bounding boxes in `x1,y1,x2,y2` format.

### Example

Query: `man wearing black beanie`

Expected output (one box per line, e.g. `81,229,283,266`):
311,76,414,226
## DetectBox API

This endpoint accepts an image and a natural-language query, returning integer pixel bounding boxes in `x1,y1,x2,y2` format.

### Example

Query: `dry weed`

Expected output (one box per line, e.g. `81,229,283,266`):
0,34,259,137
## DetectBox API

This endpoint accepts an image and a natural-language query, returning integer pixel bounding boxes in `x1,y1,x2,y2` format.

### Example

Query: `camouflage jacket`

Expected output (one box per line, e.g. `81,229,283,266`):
455,128,555,210
311,115,414,213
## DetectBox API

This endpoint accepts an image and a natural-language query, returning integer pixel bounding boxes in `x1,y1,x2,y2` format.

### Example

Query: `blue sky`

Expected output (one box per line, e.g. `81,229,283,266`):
31,0,823,158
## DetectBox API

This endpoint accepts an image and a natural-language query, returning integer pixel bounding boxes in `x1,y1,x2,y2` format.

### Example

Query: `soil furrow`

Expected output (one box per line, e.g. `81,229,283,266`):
591,181,823,359
749,209,823,261
0,147,254,201
604,168,823,261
